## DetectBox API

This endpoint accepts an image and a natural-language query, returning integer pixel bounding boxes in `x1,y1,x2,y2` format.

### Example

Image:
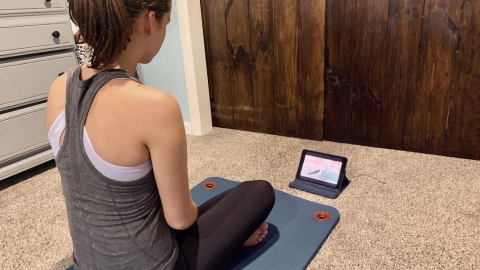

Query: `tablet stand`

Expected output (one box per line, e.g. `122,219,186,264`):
289,176,349,199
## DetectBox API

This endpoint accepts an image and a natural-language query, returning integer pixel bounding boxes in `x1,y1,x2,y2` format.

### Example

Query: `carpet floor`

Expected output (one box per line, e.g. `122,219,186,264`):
1,128,479,270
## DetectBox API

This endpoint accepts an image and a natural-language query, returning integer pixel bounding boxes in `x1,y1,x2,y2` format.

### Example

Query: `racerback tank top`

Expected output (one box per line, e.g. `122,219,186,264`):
55,65,179,269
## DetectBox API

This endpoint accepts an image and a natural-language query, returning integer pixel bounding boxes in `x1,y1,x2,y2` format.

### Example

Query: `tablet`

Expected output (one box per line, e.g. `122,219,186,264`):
296,150,348,190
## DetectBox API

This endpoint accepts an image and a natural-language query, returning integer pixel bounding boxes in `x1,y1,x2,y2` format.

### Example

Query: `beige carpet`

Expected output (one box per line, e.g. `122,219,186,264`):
1,128,479,270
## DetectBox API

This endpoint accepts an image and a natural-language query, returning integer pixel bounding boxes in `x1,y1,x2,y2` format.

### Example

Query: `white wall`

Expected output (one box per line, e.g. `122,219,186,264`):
176,0,212,135
138,0,191,122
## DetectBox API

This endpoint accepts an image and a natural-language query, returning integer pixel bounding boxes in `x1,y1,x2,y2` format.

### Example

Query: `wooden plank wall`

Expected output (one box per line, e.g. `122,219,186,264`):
201,0,326,140
444,0,480,159
201,0,480,160
325,0,480,160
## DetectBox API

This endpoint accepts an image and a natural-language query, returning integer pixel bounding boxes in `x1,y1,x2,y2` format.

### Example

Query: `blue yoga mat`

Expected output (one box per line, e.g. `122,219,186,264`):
66,177,339,270
193,177,339,270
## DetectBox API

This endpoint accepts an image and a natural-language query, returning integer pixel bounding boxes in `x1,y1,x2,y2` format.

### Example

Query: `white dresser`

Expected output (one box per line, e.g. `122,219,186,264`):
0,0,76,180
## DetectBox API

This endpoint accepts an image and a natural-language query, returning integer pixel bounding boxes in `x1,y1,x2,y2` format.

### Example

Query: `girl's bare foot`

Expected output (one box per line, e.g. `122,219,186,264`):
242,223,269,247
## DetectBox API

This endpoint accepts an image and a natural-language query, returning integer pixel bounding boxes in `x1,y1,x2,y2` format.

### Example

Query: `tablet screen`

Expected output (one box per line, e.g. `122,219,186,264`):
300,154,342,185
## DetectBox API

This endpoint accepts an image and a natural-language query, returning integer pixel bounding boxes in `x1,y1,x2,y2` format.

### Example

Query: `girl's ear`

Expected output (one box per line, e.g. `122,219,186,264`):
134,10,155,36
146,11,157,34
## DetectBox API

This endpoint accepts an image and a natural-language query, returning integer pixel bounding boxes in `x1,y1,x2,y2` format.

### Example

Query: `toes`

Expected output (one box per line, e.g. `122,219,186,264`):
243,224,270,248
260,223,269,230
256,233,266,243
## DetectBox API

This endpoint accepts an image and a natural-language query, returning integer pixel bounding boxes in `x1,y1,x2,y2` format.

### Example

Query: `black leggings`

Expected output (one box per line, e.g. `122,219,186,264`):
174,180,275,270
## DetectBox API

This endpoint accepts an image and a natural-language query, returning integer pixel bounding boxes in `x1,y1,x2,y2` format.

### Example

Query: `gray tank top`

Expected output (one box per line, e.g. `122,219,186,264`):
55,66,179,269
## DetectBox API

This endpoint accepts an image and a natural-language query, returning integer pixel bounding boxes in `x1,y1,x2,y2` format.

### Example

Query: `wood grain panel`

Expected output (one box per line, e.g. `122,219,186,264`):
227,0,253,131
379,0,425,150
410,0,462,154
349,0,389,146
273,0,298,137
443,0,480,159
201,0,234,128
201,0,479,159
297,0,326,140
249,0,276,134
324,0,357,142
202,0,326,139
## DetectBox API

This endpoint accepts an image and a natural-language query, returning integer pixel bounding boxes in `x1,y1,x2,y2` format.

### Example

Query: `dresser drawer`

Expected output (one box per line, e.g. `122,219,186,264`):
0,103,50,165
0,52,76,111
0,0,66,16
0,15,74,58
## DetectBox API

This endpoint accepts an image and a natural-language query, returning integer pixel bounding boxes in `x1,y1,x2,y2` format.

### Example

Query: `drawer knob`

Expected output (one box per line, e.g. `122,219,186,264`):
52,31,60,38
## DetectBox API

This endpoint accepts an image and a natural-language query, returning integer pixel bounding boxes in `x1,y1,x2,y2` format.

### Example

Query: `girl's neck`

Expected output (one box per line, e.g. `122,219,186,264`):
102,62,137,76
102,51,140,76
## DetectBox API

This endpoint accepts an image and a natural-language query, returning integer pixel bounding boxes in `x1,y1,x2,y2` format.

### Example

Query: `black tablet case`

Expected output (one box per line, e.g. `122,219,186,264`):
289,176,349,199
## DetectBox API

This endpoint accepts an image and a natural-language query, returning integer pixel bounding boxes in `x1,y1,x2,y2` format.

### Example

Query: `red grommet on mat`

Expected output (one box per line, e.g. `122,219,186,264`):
313,211,331,222
203,181,217,190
